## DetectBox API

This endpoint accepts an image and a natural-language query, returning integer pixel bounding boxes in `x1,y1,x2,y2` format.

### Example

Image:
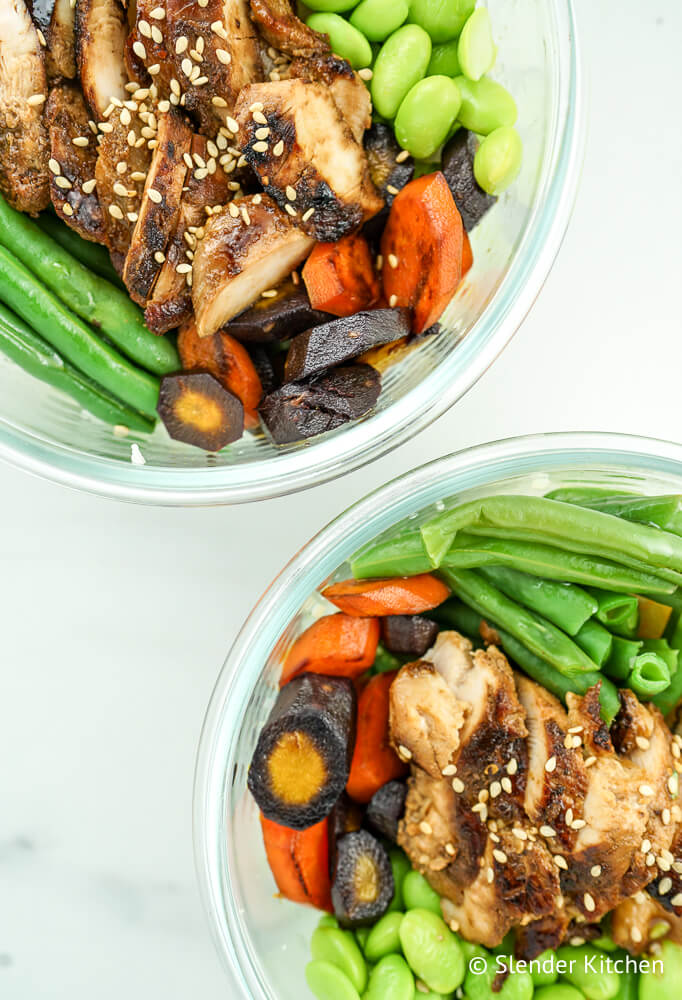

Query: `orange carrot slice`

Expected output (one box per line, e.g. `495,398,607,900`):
322,574,450,617
281,613,380,685
346,671,408,803
260,813,332,911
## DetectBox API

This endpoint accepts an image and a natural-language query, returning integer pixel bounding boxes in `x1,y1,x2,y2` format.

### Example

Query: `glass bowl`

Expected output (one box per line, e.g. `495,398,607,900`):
194,431,682,997
0,0,583,504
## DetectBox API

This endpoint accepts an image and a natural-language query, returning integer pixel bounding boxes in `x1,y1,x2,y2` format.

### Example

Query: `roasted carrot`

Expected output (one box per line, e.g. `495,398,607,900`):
260,813,333,911
346,672,408,803
637,596,673,639
302,232,381,317
178,319,262,427
322,574,450,617
381,172,464,334
281,613,380,685
461,231,473,278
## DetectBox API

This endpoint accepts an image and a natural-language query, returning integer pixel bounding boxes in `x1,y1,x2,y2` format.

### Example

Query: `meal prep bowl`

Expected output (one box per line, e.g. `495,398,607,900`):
0,0,582,504
194,431,682,997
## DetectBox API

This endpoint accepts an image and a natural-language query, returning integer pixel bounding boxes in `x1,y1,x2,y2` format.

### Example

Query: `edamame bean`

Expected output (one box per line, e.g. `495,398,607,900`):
531,949,559,986
399,909,465,994
306,0,360,10
639,939,682,1000
371,25,432,119
427,40,460,77
365,954,416,1000
401,870,443,915
408,0,475,43
307,13,373,68
311,927,369,994
416,992,454,1000
305,960,361,1000
455,75,517,135
465,955,534,1000
535,987,586,1000
365,912,404,962
355,926,371,950
457,7,496,81
395,76,461,159
556,946,621,1000
387,848,412,912
350,0,409,42
474,126,522,195
318,914,340,929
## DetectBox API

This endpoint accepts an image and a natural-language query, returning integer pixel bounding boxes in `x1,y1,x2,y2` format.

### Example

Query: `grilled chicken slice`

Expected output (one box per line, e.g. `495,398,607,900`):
249,0,329,58
165,0,263,133
125,0,169,90
235,79,383,242
612,893,682,954
145,133,231,334
44,81,105,242
0,0,49,214
75,0,127,119
289,55,371,144
122,110,192,305
192,193,314,338
30,0,77,79
95,106,153,271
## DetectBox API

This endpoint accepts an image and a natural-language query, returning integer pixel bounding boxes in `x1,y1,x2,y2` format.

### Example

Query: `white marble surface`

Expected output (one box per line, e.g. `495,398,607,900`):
2,2,682,997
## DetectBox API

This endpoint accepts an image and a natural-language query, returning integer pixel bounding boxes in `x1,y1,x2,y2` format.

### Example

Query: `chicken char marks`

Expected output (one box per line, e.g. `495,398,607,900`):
390,631,682,958
248,0,329,58
235,79,383,242
0,0,50,215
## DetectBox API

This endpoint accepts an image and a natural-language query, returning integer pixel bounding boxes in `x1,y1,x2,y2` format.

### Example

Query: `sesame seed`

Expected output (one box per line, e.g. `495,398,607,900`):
669,773,679,796
150,6,165,18
554,855,568,870
82,178,97,194
176,262,192,275
583,893,596,913
640,784,655,798
252,141,269,153
151,26,163,44
396,149,410,163
181,57,193,77
48,158,61,175
302,207,315,223
642,839,652,854
193,153,207,168
130,172,146,182
194,76,209,87
570,937,586,948
419,821,433,836
631,927,643,943
113,182,129,197
387,184,400,196
255,127,270,141
445,842,456,856
545,756,557,773
635,891,647,904
148,63,161,75
138,19,151,37
228,203,239,218
490,781,501,799
358,67,373,81
284,204,297,217
571,819,587,830
647,853,656,867
273,140,285,157
194,167,208,180
478,789,489,803
512,828,527,841
154,251,165,264
62,203,73,216
636,736,650,751
452,777,464,793
133,40,147,60
660,877,673,895
207,140,219,158
658,856,672,873
398,745,412,761
489,832,500,843
253,110,268,125
566,808,574,826
389,294,398,308
211,20,228,39
492,849,507,864
501,777,512,794
99,122,114,134
55,176,72,190
170,78,181,96
120,108,132,127
183,153,194,169
540,826,556,838
198,0,208,7
108,204,124,220
148,189,163,204
584,756,596,768
240,206,250,226
442,764,457,777
672,893,682,907
506,759,518,776
388,253,399,269
28,92,46,108
127,212,138,222
261,289,278,298
212,97,228,109
286,185,297,201
226,116,239,133
486,866,494,884
663,808,672,826
72,136,89,147
249,101,264,112
591,865,602,877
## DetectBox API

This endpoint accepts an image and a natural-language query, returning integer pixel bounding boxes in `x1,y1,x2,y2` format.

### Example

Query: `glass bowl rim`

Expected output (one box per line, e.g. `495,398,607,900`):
193,429,682,997
0,0,584,506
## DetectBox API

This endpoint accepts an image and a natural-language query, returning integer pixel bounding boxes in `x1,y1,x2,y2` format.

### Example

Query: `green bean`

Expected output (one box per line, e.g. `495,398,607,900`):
530,949,559,986
643,638,679,677
373,643,405,674
556,946,621,1000
465,954,533,1000
307,13,372,67
474,126,522,195
364,912,404,962
547,489,682,537
491,624,620,723
401,871,442,915
479,565,597,636
407,0,475,42
611,967,637,1000
311,927,368,994
305,0,360,10
441,533,675,594
351,528,432,579
0,302,153,432
36,211,125,288
0,244,159,418
430,598,485,643
574,620,613,667
387,848,411,912
454,75,517,135
350,0,408,41
639,939,682,1000
305,959,361,1000
628,651,670,699
587,590,639,637
399,910,464,994
395,76,461,159
364,954,415,1000
653,630,682,714
0,194,179,375
440,569,600,677
534,987,586,1000
421,495,682,583
457,7,495,81
371,25,432,118
427,39,460,77
604,636,643,681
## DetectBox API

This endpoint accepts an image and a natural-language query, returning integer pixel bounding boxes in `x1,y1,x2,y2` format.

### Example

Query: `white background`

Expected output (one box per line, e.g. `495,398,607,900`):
2,1,682,997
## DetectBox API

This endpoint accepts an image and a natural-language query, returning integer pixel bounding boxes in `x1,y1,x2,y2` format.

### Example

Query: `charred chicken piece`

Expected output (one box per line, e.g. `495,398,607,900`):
289,54,371,144
0,0,50,215
145,134,231,335
44,81,105,242
259,363,381,444
248,0,329,58
235,79,384,242
125,0,170,93
227,277,332,344
123,111,192,306
165,0,263,133
31,0,76,80
75,0,127,119
192,193,314,338
364,123,415,208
